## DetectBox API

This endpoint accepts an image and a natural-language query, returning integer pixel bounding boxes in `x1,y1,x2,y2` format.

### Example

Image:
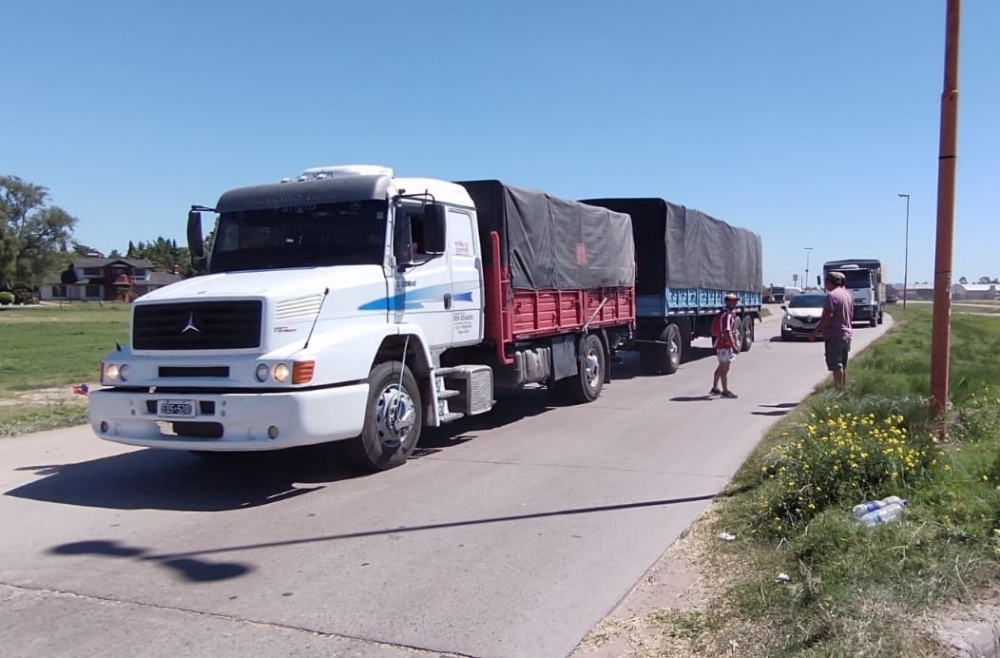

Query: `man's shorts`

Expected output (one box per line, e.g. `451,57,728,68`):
824,338,851,372
717,348,736,364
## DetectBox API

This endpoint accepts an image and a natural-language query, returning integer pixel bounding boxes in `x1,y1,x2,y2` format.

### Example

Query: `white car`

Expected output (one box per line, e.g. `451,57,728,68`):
780,292,827,341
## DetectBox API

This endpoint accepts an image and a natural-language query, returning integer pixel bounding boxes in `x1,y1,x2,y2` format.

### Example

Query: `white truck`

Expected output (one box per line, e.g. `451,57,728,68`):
821,258,885,327
88,165,636,470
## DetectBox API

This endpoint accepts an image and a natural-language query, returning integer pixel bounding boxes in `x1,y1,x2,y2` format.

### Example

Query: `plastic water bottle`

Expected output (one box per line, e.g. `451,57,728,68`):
852,496,905,519
860,501,907,527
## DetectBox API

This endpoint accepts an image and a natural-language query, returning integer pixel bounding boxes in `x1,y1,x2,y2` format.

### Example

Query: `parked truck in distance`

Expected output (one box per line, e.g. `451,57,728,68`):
821,258,885,326
580,198,763,373
88,165,636,471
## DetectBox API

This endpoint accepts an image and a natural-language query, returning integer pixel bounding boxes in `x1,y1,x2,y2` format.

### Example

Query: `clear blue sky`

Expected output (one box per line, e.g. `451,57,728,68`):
3,1,997,287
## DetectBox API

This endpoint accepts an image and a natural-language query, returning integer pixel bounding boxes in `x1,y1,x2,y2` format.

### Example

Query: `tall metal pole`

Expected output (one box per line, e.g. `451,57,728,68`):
930,0,961,429
804,247,813,289
898,193,910,309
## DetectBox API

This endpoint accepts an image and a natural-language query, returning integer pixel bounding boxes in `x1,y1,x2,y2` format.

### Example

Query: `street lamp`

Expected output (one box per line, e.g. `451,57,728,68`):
804,247,813,289
898,193,910,309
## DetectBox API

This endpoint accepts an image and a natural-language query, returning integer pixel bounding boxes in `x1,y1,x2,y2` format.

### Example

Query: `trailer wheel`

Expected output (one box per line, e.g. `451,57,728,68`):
350,360,422,471
733,316,745,352
557,333,607,403
657,324,682,375
741,315,754,352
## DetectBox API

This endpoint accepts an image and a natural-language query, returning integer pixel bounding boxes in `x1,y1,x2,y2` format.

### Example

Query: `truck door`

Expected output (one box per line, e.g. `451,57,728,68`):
446,207,484,345
392,205,453,349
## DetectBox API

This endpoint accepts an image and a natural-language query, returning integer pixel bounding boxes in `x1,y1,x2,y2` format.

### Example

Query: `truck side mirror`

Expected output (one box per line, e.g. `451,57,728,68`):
423,204,446,254
187,209,208,274
187,210,205,259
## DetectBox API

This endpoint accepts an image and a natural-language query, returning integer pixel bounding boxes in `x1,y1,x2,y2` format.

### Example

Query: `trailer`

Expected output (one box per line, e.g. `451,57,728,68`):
581,198,763,374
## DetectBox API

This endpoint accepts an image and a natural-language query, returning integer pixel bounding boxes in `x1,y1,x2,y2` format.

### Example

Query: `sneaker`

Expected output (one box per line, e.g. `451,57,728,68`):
709,387,721,396
721,390,738,399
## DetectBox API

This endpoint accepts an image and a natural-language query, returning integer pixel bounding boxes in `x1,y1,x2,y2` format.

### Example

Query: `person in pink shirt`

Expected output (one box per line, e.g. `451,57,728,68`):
812,271,854,388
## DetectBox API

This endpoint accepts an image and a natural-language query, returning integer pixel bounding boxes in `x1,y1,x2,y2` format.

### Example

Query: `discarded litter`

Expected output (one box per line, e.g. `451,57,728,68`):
776,573,790,583
852,495,904,519
855,499,908,527
717,532,737,542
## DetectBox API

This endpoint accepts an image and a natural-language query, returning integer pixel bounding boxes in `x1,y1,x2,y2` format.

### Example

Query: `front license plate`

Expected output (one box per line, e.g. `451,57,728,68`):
158,399,196,418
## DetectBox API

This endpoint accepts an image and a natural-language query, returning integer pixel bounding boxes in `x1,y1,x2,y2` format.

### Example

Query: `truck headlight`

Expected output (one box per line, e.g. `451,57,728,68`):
273,363,290,383
105,364,120,381
119,364,130,382
255,363,270,383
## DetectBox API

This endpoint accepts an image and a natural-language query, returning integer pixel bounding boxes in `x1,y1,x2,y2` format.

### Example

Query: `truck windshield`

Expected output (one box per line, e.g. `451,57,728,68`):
841,270,872,289
210,200,387,273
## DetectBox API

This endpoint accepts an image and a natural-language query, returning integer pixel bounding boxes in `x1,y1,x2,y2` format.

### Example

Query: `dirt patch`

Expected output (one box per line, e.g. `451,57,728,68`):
0,385,91,408
932,593,1000,658
570,505,728,658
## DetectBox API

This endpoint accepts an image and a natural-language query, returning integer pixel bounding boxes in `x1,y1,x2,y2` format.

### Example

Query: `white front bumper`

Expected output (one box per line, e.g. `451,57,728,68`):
88,384,369,452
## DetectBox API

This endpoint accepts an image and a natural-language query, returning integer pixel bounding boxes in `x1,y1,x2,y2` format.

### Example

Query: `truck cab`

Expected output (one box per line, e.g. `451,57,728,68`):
88,165,635,471
822,259,885,327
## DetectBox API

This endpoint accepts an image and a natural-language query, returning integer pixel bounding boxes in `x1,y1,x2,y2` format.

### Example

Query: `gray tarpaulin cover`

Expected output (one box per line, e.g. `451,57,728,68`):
455,180,636,291
580,198,763,295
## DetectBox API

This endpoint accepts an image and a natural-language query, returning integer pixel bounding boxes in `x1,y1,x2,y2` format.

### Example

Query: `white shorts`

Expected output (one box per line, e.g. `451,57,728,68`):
717,349,736,364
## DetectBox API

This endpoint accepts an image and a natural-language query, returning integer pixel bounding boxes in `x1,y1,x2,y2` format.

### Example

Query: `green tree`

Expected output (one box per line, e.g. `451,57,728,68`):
0,175,78,289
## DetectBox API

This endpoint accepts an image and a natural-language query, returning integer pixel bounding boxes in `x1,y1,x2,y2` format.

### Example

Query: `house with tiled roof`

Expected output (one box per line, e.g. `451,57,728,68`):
40,257,183,302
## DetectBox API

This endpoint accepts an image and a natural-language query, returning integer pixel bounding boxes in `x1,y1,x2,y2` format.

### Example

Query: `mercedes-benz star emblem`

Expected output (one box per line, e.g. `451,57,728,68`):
182,312,201,333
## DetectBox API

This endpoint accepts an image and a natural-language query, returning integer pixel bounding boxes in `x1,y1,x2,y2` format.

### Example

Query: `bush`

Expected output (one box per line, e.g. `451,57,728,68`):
756,404,940,533
0,291,14,306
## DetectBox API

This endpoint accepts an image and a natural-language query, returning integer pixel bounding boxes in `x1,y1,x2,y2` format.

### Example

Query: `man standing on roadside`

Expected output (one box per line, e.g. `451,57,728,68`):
812,271,854,388
711,293,740,398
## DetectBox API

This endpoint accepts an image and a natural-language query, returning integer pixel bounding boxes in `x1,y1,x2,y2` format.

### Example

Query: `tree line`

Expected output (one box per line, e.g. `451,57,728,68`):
1,174,209,290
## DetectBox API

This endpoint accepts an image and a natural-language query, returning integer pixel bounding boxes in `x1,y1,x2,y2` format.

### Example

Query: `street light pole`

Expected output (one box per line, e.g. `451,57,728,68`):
804,247,813,289
898,193,910,309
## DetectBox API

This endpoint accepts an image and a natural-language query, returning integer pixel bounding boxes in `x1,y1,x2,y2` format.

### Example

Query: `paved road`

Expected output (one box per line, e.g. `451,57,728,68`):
0,314,890,658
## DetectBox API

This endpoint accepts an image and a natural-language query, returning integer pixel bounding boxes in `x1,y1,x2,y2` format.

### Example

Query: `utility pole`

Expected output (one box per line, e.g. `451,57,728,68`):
898,193,910,309
930,0,961,434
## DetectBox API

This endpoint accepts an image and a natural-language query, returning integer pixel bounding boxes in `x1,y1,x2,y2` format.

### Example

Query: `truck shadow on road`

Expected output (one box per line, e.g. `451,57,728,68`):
6,391,569,510
5,443,368,513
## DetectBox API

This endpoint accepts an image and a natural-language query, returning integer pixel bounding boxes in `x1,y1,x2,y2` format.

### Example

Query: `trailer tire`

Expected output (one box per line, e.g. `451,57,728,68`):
658,324,682,375
350,360,422,471
741,315,754,352
557,333,607,404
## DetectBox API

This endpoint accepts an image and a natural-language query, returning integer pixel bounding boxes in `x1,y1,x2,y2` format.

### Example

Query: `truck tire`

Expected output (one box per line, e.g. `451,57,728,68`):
658,324,682,375
741,316,754,352
733,315,744,352
559,333,606,403
351,360,422,471
869,316,877,327
877,310,884,325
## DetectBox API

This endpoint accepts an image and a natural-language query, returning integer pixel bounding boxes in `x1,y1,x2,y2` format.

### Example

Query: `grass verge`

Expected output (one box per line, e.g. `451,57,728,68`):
0,302,128,436
646,307,1000,656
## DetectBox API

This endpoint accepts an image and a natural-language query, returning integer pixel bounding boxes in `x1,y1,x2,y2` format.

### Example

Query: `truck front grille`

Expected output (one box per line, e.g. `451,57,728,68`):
133,301,263,350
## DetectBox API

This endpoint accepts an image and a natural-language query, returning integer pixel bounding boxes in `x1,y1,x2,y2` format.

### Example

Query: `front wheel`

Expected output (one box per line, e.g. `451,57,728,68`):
350,360,422,471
